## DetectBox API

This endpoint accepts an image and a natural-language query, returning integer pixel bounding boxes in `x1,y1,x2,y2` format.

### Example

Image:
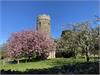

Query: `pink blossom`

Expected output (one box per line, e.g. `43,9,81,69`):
7,30,56,59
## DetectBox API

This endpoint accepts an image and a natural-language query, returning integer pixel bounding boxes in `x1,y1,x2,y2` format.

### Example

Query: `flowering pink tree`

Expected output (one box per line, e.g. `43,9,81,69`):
7,30,56,61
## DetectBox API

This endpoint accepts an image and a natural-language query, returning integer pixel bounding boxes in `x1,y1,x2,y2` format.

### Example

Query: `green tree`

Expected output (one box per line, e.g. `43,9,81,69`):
57,29,78,58
0,43,7,59
76,22,95,62
90,26,99,57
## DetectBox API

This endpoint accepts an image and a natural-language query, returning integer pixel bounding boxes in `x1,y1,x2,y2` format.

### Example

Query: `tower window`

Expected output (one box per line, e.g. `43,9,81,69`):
39,22,41,25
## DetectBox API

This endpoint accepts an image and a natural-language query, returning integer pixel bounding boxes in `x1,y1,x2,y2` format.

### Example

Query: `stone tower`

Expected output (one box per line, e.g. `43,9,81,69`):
36,14,51,35
36,14,55,59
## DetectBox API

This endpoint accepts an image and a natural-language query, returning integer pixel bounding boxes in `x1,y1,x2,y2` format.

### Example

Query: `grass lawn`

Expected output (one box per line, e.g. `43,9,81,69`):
0,57,99,72
0,58,84,71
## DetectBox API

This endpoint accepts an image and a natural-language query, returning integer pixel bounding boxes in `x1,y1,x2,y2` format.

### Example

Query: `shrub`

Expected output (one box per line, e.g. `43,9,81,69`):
56,50,75,58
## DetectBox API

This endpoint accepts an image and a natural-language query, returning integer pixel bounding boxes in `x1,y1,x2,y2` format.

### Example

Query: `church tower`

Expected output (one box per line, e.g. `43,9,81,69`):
36,14,51,35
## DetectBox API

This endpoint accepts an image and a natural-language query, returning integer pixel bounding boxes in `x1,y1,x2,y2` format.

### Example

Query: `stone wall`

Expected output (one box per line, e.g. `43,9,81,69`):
36,14,51,35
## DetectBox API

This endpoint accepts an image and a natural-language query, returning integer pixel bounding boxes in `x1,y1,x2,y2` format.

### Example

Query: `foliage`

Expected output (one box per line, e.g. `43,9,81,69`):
57,21,99,61
0,43,7,59
90,26,99,56
57,30,78,58
76,22,99,61
7,30,56,60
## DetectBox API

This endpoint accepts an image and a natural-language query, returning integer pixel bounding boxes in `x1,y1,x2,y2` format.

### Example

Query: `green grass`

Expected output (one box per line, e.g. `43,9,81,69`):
0,58,98,72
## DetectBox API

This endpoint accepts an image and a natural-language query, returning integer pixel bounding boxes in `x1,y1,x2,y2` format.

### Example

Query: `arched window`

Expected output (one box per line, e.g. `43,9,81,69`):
39,22,41,25
48,23,50,25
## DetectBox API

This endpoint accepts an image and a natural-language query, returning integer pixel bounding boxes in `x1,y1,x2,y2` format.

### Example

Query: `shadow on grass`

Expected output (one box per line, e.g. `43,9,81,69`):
1,61,99,74
8,58,45,64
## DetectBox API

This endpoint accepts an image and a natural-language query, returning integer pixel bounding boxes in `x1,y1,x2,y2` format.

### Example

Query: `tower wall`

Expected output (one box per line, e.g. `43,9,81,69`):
36,14,51,35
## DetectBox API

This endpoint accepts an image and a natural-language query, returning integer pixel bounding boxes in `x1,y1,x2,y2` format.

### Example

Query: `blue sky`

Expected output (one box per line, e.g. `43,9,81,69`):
0,0,100,44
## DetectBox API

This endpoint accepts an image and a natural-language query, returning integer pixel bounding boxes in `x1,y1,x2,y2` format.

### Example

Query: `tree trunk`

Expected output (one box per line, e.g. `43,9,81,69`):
73,48,76,59
17,59,19,64
26,59,27,63
94,53,95,61
3,59,5,66
28,56,31,62
86,51,89,62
